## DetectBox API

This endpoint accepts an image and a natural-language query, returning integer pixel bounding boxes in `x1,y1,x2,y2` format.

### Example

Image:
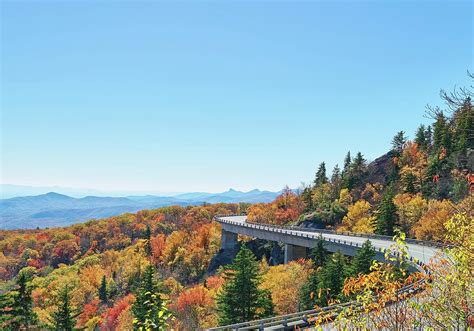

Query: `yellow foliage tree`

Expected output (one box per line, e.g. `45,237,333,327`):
396,141,428,193
338,188,353,209
393,193,428,235
260,261,312,314
246,203,275,224
412,199,453,241
312,183,333,210
340,200,375,234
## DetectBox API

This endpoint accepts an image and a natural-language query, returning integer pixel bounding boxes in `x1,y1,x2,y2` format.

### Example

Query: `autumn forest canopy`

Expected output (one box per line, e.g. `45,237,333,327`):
0,77,473,330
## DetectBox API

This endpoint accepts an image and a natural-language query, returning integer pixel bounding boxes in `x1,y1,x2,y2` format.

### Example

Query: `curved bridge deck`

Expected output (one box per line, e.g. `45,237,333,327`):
217,215,439,266
208,215,442,331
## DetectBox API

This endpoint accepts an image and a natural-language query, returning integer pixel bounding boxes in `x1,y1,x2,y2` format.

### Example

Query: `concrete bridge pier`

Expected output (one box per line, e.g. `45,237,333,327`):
221,229,238,250
284,244,308,263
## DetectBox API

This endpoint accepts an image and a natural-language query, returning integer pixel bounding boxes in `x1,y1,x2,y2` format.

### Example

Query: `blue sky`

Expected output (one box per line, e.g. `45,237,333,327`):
1,1,472,193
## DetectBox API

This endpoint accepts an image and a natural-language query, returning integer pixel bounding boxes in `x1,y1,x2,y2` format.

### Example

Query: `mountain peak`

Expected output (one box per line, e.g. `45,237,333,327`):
43,192,72,199
247,189,261,193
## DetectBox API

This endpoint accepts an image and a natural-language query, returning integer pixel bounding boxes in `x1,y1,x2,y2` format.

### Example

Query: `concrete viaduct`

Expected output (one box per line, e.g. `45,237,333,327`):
209,215,443,330
218,215,440,266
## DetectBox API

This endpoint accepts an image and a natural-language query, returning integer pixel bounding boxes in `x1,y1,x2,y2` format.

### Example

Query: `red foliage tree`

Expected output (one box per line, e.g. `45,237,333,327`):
100,294,134,331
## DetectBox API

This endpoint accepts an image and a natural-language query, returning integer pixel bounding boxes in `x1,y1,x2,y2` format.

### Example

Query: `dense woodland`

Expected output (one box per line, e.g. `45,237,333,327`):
0,79,472,330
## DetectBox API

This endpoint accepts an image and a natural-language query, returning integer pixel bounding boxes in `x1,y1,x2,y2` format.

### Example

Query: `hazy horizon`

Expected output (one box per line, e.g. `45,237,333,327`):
0,183,283,199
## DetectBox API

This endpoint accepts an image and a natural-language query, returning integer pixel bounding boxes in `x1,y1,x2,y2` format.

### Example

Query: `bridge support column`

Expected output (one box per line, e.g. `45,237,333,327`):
284,244,307,263
221,229,238,250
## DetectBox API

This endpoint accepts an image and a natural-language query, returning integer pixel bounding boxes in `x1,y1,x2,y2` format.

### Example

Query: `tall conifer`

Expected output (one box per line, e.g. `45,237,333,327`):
50,285,80,331
132,265,171,330
216,246,274,325
376,186,398,236
99,275,108,304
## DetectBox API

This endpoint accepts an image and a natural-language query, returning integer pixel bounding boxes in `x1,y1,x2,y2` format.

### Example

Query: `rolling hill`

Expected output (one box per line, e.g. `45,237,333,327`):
0,189,279,229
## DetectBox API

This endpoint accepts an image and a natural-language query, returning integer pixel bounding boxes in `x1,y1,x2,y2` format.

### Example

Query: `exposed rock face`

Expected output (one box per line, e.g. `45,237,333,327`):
207,247,239,274
269,243,284,265
366,151,395,186
297,218,327,229
207,239,285,274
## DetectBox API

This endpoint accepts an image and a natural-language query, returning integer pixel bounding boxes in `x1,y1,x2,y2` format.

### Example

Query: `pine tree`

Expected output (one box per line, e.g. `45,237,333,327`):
425,125,433,149
433,112,451,152
0,292,14,327
216,246,274,325
50,285,80,331
132,265,171,330
98,275,108,304
345,152,367,189
415,125,427,150
403,172,417,194
309,235,328,268
301,186,313,212
330,164,342,199
9,272,38,330
144,225,152,256
314,162,328,187
342,151,351,176
299,269,321,310
392,131,407,155
349,240,376,276
452,97,473,167
317,251,347,306
376,186,398,236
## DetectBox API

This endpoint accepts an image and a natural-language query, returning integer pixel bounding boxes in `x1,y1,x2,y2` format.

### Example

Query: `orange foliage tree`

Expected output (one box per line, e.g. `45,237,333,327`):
260,260,312,314
247,187,304,225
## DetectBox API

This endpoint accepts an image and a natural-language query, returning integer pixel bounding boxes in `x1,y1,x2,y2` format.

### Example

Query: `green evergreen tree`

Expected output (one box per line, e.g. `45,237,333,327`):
309,235,328,268
403,172,417,194
317,251,347,306
314,162,328,187
98,275,108,304
0,292,14,327
376,186,398,236
50,285,80,331
349,240,376,277
345,152,367,189
452,97,473,167
300,250,348,309
132,265,171,330
433,112,451,153
301,186,313,212
0,273,38,330
415,125,428,151
216,246,274,325
10,272,38,330
330,164,342,199
425,125,433,150
144,225,152,256
392,131,407,155
343,151,351,174
299,269,321,310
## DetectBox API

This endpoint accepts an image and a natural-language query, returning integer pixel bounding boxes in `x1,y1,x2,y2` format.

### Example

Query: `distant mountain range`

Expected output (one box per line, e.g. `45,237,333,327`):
0,184,180,199
0,189,280,229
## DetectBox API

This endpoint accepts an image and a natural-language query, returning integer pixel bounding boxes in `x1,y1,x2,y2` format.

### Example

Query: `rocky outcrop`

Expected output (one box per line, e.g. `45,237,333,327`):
207,247,239,274
365,151,395,186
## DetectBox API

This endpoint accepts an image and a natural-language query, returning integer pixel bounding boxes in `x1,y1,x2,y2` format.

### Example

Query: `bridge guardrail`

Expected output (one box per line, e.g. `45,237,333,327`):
207,278,427,331
214,215,447,249
210,215,436,330
215,216,429,270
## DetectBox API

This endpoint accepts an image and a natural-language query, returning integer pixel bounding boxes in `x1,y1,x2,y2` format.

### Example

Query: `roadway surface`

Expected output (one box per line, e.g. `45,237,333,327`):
209,215,442,330
217,215,440,266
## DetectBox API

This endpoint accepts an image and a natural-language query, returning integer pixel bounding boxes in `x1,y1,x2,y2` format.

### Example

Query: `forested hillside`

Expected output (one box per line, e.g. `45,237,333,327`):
0,79,472,330
248,78,473,241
